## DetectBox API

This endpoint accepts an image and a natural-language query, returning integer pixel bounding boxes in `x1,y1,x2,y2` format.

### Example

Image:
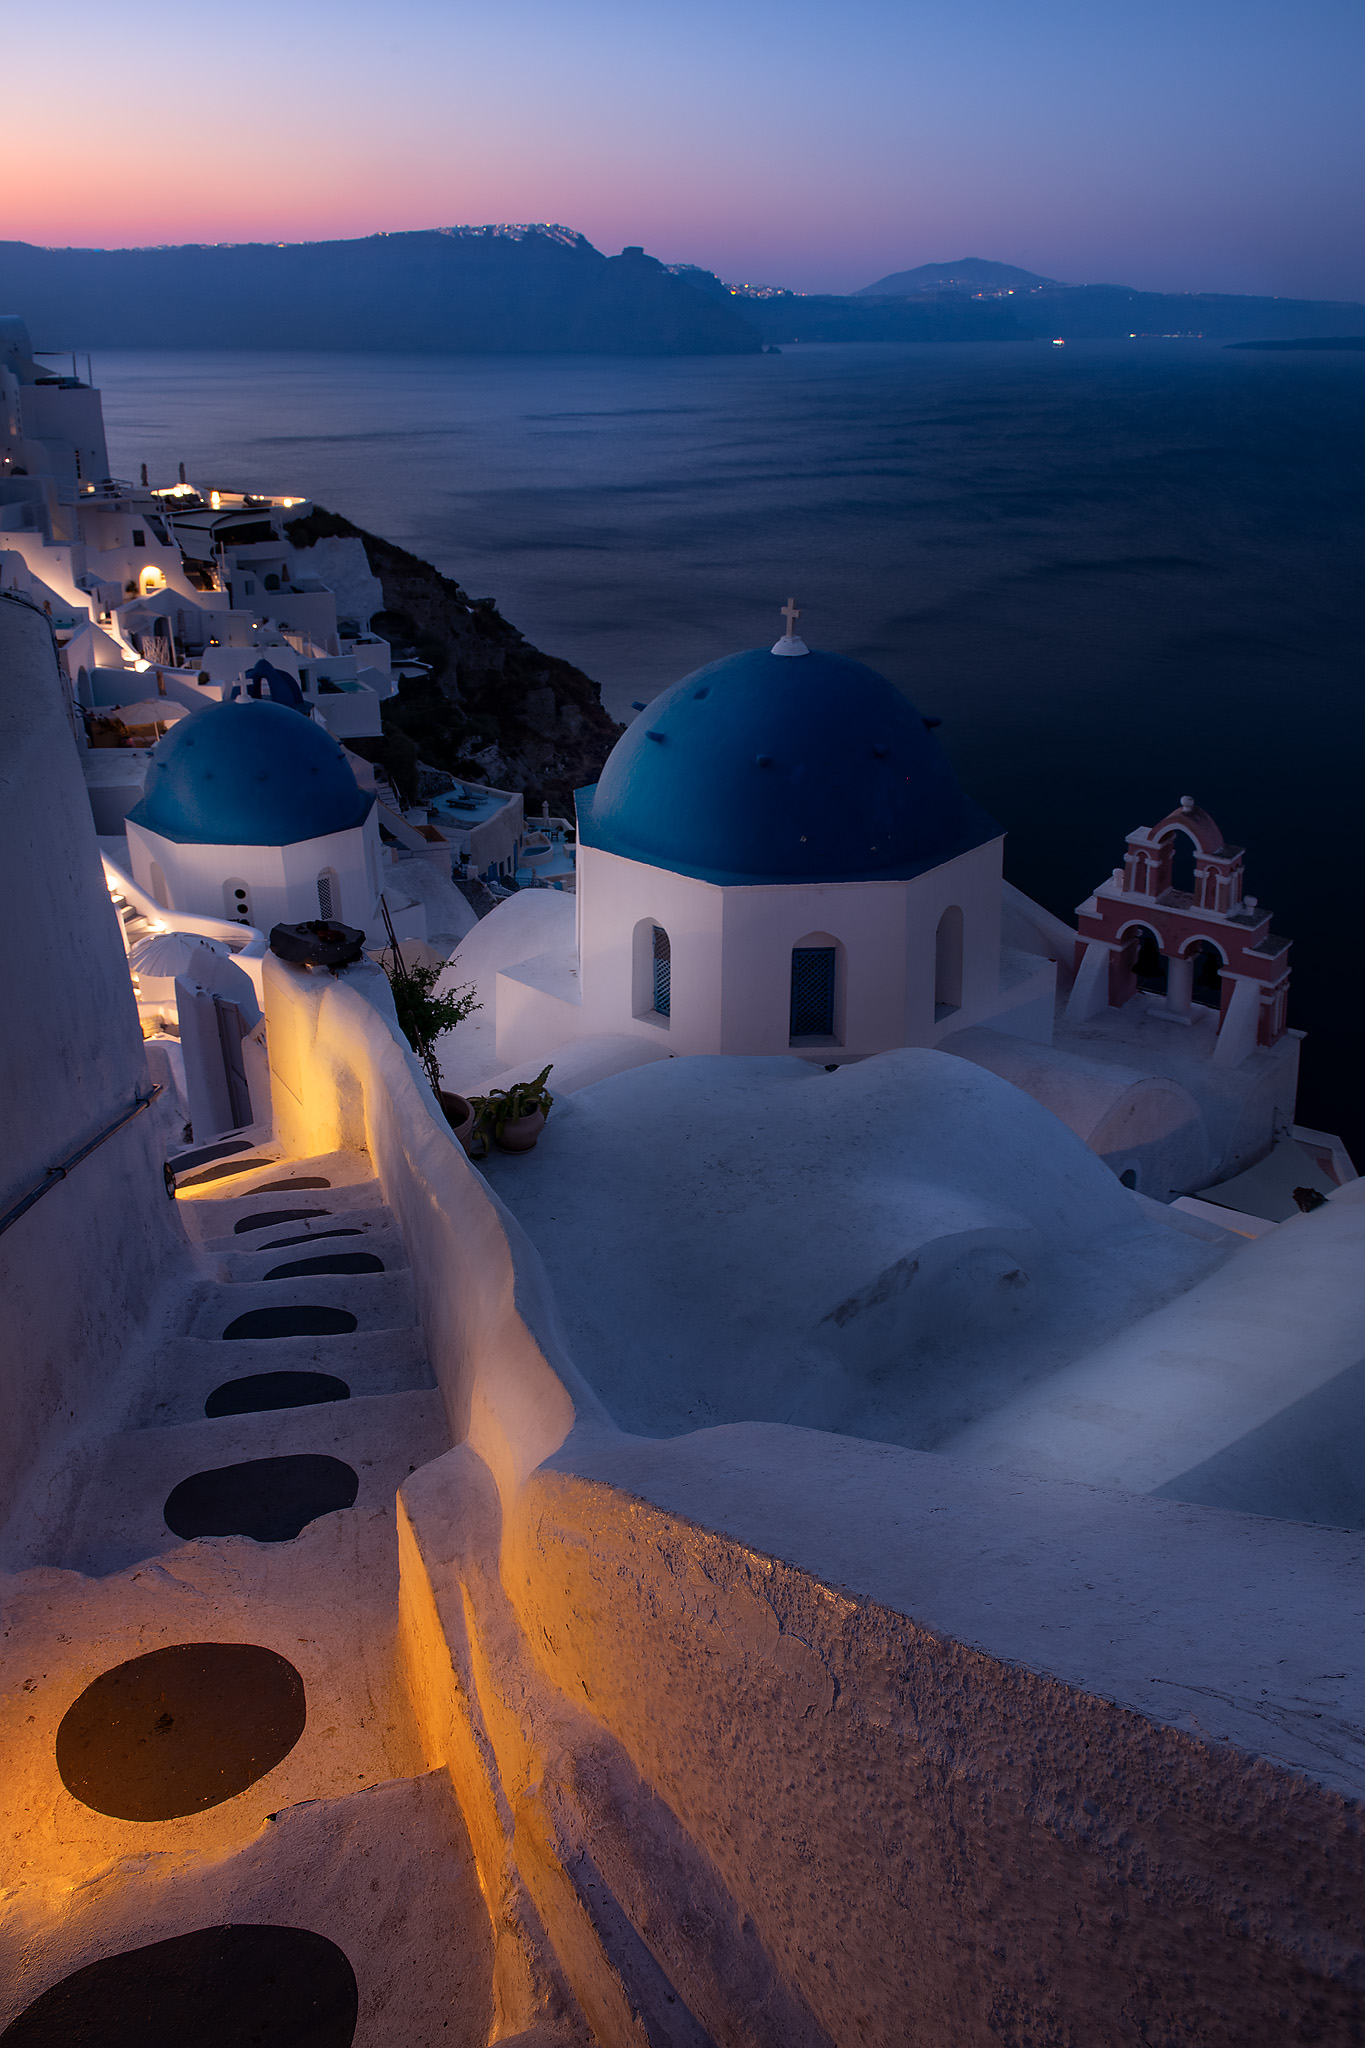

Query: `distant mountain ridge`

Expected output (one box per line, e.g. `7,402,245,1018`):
857,257,1062,295
3,229,1364,355
0,229,761,356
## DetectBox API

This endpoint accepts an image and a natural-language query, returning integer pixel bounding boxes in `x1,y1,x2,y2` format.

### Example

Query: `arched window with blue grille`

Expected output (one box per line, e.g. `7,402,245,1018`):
632,917,672,1026
652,925,671,1018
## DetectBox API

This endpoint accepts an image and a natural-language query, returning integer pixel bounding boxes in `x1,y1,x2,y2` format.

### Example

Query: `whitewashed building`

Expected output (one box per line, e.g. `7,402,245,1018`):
125,697,382,932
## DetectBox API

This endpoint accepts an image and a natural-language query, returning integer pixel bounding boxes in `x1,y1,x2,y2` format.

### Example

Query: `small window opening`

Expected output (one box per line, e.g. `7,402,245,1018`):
1119,1168,1138,1189
263,573,280,591
317,869,339,921
225,878,251,926
790,946,836,1040
652,925,671,1018
132,528,145,548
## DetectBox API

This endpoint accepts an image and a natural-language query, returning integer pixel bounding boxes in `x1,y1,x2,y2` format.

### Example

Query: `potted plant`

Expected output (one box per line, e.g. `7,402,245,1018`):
467,1066,555,1155
378,899,480,1136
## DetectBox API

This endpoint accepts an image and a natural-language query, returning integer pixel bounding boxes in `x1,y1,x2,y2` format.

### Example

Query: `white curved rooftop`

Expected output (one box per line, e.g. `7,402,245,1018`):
479,1047,1229,1445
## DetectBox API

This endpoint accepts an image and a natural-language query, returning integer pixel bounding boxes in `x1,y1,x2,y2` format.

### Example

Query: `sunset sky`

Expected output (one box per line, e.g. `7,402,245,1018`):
7,0,1364,300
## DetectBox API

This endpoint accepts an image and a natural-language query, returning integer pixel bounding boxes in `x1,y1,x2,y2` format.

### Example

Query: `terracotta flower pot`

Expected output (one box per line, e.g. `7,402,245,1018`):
494,1108,545,1153
438,1091,476,1151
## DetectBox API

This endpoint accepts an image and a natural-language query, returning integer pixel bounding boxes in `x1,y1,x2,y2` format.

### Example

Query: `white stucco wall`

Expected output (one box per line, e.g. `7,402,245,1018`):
0,596,185,1528
574,836,1008,1058
126,810,381,935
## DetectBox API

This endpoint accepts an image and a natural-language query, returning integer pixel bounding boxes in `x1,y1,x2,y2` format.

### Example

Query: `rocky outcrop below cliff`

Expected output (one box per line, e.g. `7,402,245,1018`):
286,505,622,816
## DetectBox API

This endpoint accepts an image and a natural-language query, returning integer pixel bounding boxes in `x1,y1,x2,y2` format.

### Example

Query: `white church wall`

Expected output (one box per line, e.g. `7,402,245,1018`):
126,814,377,934
577,836,1009,1061
904,836,1006,1044
577,848,726,1053
0,598,184,1533
716,879,907,1054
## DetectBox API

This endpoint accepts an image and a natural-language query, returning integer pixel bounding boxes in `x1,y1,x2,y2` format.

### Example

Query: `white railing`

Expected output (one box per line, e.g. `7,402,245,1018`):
101,851,267,999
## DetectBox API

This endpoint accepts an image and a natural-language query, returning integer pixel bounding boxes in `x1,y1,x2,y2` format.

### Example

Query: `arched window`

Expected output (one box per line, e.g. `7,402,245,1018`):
223,877,252,926
317,869,340,922
1129,925,1168,996
1189,938,1224,1009
1119,1168,1138,1189
149,861,169,910
934,905,964,1019
652,925,671,1017
1168,831,1196,896
632,918,671,1025
790,938,838,1043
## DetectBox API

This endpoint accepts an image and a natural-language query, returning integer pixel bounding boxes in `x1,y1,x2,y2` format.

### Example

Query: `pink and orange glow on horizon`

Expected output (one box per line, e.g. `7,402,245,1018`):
5,0,1365,302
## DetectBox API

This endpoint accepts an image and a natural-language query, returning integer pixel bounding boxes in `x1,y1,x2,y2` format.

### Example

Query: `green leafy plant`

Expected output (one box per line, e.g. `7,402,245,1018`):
387,958,480,1096
377,897,480,1095
466,1065,554,1152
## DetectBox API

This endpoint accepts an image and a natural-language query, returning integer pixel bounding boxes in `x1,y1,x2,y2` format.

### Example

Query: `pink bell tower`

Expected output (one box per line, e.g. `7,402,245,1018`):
1067,797,1291,1065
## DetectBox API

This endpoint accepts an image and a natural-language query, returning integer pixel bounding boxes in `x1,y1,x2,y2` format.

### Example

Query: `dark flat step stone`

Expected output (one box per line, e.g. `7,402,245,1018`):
176,1155,274,1187
221,1305,357,1340
233,1207,330,1235
205,1370,351,1418
165,1454,359,1542
248,1177,332,1192
260,1227,363,1249
167,1136,257,1174
54,1642,305,1822
0,1924,357,2046
264,1253,385,1280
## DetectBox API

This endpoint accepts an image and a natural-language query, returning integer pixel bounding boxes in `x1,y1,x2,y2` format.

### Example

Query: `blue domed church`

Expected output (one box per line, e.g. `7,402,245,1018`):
494,620,1058,1066
125,698,381,933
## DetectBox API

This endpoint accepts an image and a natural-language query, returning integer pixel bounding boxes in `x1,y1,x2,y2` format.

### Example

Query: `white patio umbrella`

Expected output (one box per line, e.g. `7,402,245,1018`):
128,932,228,979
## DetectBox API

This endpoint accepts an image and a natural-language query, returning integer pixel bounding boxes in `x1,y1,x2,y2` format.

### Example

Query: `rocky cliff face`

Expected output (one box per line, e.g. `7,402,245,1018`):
286,506,622,815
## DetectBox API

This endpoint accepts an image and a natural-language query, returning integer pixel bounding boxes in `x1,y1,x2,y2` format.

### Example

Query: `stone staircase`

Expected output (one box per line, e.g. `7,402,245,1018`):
0,1145,499,2046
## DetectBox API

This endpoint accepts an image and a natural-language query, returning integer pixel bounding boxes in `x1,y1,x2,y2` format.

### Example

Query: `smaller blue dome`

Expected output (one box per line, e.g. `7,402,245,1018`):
577,646,999,886
127,700,375,847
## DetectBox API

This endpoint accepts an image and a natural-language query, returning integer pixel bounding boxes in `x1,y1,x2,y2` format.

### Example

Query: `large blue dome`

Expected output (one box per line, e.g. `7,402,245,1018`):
577,647,1000,885
127,700,375,847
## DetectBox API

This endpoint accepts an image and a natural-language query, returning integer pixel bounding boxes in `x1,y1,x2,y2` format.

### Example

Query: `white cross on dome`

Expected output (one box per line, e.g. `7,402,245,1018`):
772,596,809,658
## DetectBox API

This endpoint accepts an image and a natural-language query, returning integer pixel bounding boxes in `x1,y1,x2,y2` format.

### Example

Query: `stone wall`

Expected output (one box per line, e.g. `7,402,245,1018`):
0,595,185,1534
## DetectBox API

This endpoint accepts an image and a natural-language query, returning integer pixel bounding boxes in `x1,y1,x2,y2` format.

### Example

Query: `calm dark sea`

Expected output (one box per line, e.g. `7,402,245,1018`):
96,341,1365,1154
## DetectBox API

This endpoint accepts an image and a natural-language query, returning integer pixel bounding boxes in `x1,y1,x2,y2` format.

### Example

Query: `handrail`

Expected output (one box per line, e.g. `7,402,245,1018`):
0,1086,164,1238
100,852,267,960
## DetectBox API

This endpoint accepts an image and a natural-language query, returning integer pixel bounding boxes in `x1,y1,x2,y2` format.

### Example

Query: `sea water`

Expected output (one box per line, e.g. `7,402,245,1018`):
95,340,1365,1149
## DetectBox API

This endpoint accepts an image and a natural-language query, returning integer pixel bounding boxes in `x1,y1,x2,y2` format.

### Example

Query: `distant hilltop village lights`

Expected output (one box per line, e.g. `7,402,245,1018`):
3,328,1364,2044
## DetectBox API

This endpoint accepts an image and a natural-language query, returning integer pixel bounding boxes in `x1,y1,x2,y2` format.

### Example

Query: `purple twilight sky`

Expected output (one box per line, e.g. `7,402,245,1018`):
6,0,1365,300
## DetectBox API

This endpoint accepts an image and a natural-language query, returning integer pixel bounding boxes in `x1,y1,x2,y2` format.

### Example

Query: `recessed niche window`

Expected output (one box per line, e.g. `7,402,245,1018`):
149,861,169,910
934,906,964,1020
263,573,280,591
131,529,145,548
243,578,256,596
